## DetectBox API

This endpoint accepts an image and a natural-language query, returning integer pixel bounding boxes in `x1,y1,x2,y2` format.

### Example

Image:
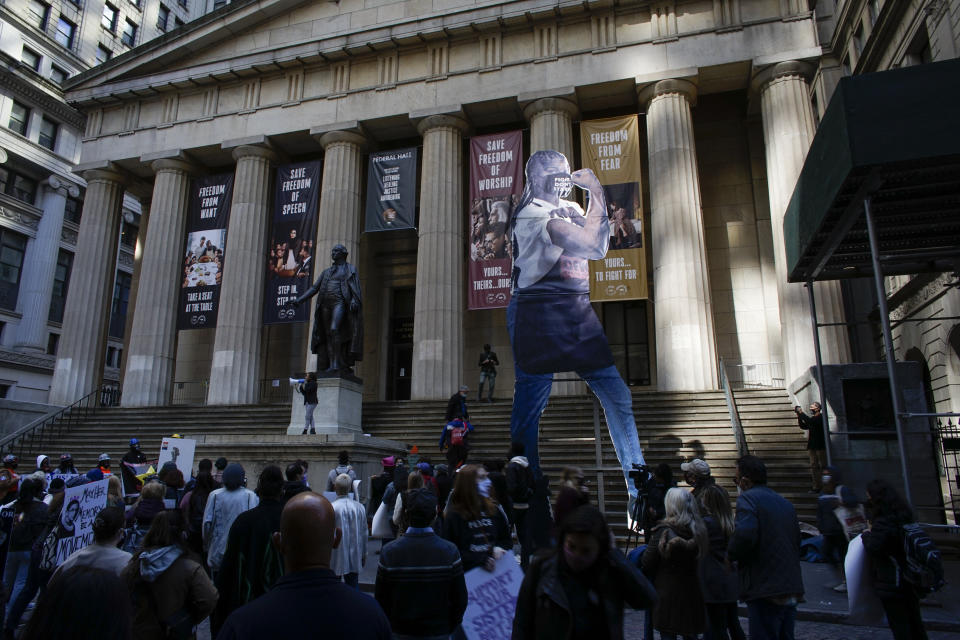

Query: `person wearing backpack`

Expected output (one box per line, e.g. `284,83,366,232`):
861,478,931,640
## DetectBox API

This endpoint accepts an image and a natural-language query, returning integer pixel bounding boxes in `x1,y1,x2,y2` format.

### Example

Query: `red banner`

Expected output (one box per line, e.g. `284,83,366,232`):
468,131,523,310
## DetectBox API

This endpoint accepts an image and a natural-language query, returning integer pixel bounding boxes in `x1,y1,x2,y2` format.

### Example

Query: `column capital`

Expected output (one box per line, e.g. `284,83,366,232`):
415,113,470,137
42,175,80,198
150,158,199,175
521,96,579,122
230,144,278,163
80,166,129,186
637,78,697,109
317,130,367,151
751,61,815,94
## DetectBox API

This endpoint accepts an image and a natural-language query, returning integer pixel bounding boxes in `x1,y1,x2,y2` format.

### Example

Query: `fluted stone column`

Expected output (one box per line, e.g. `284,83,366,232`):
118,196,150,387
757,62,850,383
48,168,127,405
522,96,585,396
411,114,468,400
14,176,79,352
640,79,719,391
207,144,276,405
122,159,195,406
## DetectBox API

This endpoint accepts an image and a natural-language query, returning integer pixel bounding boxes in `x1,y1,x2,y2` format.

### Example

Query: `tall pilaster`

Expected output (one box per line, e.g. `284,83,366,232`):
122,159,195,406
48,168,127,405
207,144,276,405
118,195,151,387
640,79,719,391
757,62,850,383
411,114,468,400
14,176,79,352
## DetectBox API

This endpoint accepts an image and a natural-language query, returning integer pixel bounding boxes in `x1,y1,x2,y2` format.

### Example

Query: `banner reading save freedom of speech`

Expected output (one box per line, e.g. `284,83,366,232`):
177,174,234,330
263,160,321,324
579,115,648,301
468,131,522,310
364,148,418,232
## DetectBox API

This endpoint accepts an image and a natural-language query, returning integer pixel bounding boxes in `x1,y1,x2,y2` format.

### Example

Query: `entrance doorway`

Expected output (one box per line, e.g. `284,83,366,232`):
602,300,651,386
387,287,414,400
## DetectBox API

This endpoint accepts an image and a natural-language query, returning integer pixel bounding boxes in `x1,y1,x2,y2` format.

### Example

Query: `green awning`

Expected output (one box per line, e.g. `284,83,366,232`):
785,59,960,283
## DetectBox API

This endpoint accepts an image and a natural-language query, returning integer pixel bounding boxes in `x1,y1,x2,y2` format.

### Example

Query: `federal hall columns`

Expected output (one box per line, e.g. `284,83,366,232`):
410,113,469,400
756,62,850,383
640,79,719,391
207,143,277,405
121,158,195,406
49,168,127,405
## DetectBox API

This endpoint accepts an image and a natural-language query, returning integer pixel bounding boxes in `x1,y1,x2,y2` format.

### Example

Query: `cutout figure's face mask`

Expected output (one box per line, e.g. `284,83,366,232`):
544,173,573,199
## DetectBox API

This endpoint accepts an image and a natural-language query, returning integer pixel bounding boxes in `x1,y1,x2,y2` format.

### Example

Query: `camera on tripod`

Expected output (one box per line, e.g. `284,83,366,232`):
628,463,650,492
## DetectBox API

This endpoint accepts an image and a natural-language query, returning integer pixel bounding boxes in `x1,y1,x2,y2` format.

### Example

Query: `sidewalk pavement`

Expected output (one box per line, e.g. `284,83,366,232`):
361,539,960,632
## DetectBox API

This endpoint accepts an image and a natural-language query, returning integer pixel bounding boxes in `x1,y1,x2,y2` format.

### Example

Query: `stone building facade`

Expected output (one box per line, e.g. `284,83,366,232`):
45,0,956,408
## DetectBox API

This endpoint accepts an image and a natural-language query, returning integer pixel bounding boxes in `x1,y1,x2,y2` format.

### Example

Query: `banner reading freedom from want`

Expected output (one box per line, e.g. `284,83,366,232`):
364,148,418,232
579,115,649,301
468,130,522,310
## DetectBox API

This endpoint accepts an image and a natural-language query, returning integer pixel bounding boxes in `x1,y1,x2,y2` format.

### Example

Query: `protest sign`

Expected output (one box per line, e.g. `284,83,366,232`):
55,478,108,565
462,554,523,640
0,505,14,576
157,437,196,479
47,472,79,488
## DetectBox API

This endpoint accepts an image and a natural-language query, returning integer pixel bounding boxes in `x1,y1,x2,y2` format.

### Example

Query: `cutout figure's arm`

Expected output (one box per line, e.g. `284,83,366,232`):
545,169,610,259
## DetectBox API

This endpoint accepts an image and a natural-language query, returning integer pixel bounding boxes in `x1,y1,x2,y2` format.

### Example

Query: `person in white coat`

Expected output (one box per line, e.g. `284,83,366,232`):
331,473,367,589
203,463,258,576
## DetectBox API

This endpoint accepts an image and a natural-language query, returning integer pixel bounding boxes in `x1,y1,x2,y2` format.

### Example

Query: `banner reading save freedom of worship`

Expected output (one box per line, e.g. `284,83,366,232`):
468,131,522,310
579,115,649,301
263,160,321,324
177,174,234,330
364,148,418,232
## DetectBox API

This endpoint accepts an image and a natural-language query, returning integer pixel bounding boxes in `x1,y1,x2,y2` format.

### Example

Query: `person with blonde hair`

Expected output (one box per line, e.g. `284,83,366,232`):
393,471,425,535
107,475,124,508
699,484,745,640
331,473,367,589
642,487,708,640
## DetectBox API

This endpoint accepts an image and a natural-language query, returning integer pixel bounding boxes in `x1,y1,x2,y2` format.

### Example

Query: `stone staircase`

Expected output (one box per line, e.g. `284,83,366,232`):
8,388,815,531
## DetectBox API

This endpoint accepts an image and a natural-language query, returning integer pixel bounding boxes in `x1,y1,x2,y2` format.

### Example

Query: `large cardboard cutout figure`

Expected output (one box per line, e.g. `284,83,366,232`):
508,150,646,512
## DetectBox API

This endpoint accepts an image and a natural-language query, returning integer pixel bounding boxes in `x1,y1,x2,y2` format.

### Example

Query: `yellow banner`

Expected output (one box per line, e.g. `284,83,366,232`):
580,115,648,301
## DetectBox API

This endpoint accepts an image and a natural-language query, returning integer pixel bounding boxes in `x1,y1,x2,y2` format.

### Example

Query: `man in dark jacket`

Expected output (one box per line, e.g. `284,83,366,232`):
445,385,470,422
505,442,535,568
121,438,147,495
375,489,467,637
728,455,804,640
477,344,499,402
796,402,827,492
217,492,391,640
281,463,309,504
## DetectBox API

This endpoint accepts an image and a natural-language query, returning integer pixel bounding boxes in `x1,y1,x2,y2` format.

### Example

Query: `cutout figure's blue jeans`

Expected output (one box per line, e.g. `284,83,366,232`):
508,300,645,499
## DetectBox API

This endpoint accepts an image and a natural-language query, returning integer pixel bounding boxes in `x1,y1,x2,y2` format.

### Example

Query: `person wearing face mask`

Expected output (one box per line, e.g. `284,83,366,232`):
508,150,647,527
513,504,656,640
441,465,511,573
727,455,804,640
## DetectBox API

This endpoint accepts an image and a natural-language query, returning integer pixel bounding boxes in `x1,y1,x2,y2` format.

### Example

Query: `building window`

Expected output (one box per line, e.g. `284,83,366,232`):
157,4,169,31
122,19,137,46
120,219,138,248
21,47,41,71
8,102,30,136
0,168,38,204
903,28,933,67
102,3,118,31
213,0,226,9
95,45,112,64
38,117,58,150
174,17,184,27
55,17,76,49
0,230,28,311
177,0,187,8
46,332,59,355
48,250,73,323
64,195,83,224
109,271,131,338
27,0,50,30
50,65,68,84
128,0,141,9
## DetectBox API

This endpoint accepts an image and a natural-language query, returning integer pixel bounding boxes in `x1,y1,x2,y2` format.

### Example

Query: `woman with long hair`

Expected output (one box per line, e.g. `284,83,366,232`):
513,504,656,640
698,484,745,640
393,471,426,535
641,487,708,640
122,510,218,639
442,464,511,572
107,475,125,508
861,478,928,640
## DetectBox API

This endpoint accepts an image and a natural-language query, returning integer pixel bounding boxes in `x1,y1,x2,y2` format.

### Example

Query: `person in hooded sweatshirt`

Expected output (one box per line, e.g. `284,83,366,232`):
203,463,258,579
123,510,218,640
505,441,535,568
326,450,357,492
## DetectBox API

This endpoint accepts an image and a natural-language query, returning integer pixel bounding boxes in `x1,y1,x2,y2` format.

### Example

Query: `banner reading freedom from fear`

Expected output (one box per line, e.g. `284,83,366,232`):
263,160,321,324
579,115,649,301
364,148,417,232
468,130,522,310
178,174,234,330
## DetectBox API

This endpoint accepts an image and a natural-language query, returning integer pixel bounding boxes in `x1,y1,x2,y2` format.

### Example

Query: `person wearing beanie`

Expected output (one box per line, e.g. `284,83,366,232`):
375,488,468,638
85,468,104,483
203,463,258,576
326,450,357,492
121,438,147,495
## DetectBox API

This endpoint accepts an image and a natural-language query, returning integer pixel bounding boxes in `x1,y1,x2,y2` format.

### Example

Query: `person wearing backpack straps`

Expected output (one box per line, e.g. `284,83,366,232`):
861,478,930,640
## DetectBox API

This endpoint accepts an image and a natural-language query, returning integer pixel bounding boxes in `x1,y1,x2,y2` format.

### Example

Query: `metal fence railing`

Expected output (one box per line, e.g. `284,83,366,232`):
718,359,749,457
171,380,208,406
259,378,296,405
170,378,301,406
722,361,785,390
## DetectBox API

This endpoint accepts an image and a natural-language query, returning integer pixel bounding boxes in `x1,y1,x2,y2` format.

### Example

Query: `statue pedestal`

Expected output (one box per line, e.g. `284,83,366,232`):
287,377,363,435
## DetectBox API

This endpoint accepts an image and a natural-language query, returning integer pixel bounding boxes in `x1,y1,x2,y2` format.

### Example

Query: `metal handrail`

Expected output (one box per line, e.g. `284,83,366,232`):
719,358,749,457
0,385,121,457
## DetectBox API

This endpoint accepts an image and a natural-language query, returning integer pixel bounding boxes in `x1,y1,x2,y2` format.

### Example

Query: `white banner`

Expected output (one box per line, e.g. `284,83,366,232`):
55,478,109,565
157,437,197,479
462,554,524,640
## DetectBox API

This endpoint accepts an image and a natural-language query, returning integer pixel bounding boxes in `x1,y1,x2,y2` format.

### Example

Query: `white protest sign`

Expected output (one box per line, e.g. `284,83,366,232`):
157,437,196,479
462,554,524,640
47,472,80,489
55,478,109,565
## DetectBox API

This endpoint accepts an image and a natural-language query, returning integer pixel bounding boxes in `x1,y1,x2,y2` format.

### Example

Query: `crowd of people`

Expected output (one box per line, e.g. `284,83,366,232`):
0,434,940,640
